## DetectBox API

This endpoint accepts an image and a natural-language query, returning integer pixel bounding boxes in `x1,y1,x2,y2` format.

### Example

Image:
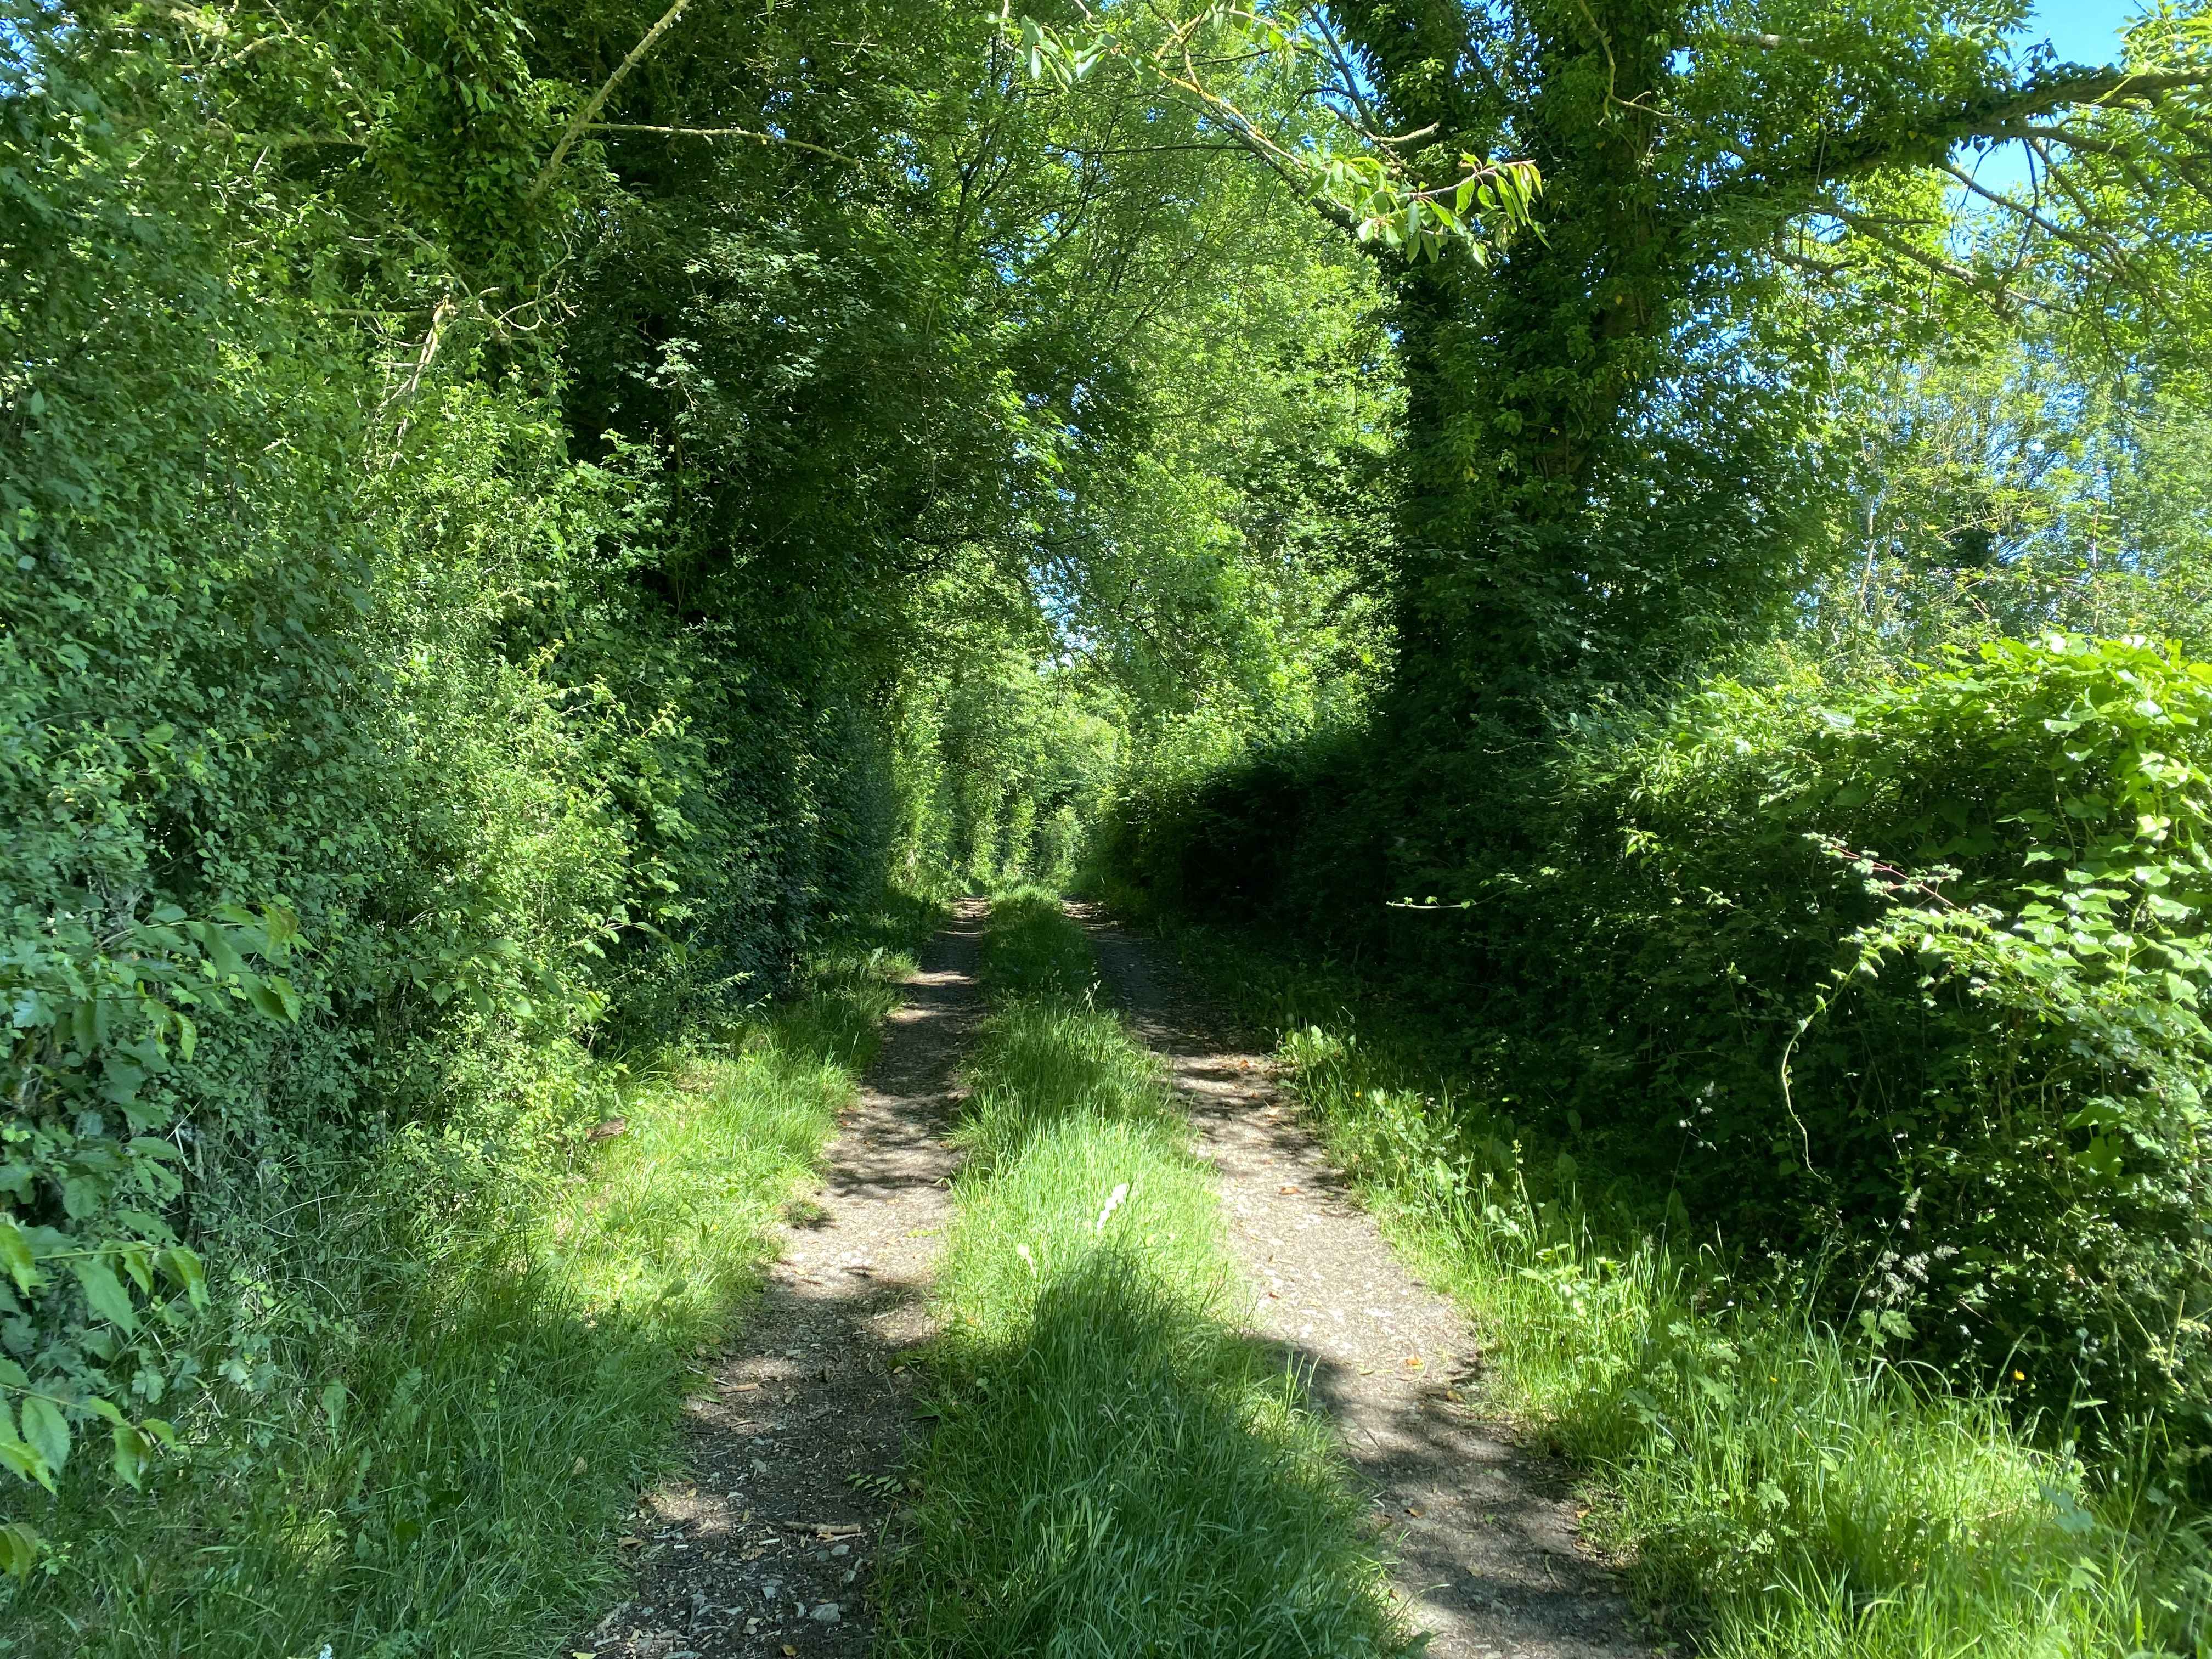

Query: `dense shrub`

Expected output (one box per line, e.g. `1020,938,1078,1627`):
1108,636,2212,1485
0,4,908,1529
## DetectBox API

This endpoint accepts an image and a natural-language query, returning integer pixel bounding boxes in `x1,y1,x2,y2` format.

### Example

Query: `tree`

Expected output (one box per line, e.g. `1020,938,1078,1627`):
1297,0,2212,726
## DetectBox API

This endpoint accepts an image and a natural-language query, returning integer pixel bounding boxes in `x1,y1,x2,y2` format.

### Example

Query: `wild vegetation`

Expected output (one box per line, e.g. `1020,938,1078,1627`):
4,919,927,1655
9,0,2212,1653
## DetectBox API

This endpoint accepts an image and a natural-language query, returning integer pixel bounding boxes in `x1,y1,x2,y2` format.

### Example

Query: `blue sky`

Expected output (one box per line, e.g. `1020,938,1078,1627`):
1961,2,2143,190
2024,0,2142,65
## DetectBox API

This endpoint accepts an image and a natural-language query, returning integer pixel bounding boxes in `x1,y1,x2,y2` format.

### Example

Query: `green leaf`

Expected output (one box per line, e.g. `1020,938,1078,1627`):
19,1398,67,1483
110,1421,150,1489
156,1246,207,1307
0,1521,42,1580
0,1438,46,1491
244,974,302,1022
72,1259,138,1334
0,1220,37,1295
191,922,245,979
97,1057,149,1104
261,901,302,952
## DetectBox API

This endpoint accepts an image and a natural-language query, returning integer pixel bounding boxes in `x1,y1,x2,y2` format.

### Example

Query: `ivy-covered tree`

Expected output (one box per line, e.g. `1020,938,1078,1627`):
1301,0,2212,724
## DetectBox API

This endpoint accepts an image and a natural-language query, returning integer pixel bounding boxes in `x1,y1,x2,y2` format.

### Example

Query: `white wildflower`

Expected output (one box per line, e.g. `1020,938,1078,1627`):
1095,1182,1130,1232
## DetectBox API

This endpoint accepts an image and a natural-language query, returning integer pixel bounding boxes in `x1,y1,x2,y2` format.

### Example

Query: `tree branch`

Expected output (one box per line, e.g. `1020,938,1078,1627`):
1699,29,1825,53
527,0,697,208
1937,158,2098,252
1978,120,2129,157
1792,67,2212,186
1813,196,2001,295
1962,66,2212,132
583,123,858,164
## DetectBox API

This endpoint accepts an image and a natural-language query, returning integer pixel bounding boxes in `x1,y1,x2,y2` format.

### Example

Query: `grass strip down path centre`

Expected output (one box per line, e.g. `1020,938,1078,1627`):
876,890,1408,1657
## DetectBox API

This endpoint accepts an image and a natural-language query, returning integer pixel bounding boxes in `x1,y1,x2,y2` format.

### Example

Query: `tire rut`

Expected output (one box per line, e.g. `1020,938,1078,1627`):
567,902,983,1659
1074,903,1653,1659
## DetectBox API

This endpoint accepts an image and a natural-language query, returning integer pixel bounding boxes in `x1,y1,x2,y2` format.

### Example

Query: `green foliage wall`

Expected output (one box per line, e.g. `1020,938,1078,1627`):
0,0,918,1514
1109,637,2212,1487
0,0,1398,1527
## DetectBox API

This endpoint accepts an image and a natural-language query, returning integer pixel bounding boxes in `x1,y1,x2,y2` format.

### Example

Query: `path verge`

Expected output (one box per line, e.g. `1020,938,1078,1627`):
573,902,983,1659
1075,903,1650,1659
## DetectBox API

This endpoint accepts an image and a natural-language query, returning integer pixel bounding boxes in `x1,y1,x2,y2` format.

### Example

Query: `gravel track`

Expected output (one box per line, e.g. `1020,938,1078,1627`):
1075,904,1652,1659
567,903,983,1659
571,899,1646,1659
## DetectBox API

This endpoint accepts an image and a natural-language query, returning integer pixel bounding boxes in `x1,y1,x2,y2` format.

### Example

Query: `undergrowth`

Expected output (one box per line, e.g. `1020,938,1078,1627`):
877,888,1407,1658
0,911,933,1659
1147,921,2212,1659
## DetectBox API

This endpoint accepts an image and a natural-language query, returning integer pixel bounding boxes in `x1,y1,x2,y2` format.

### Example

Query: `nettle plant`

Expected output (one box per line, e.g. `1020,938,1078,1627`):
0,898,301,1571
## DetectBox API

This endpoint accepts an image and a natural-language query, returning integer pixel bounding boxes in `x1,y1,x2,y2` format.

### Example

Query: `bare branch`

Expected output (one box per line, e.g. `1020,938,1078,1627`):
1813,196,2001,295
1045,141,1245,157
583,123,858,165
527,0,697,208
1701,29,1826,53
1775,247,1851,278
1311,8,1382,134
1938,159,2096,250
2025,136,2187,326
1977,121,2129,157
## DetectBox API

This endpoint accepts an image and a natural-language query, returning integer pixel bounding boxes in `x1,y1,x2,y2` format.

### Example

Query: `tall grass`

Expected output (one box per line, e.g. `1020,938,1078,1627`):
0,927,929,1659
877,889,1408,1658
1180,938,2212,1659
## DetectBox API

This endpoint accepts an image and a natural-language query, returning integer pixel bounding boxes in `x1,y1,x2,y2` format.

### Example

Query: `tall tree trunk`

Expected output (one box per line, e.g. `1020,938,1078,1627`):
1334,0,1690,733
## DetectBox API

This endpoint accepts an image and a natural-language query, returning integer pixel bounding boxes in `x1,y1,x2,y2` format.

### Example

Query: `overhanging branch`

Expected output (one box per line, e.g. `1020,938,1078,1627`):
1812,196,2002,296
584,123,859,165
527,0,697,208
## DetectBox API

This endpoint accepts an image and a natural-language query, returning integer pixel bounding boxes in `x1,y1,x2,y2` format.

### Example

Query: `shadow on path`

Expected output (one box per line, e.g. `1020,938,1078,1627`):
566,903,983,1659
1074,904,1651,1659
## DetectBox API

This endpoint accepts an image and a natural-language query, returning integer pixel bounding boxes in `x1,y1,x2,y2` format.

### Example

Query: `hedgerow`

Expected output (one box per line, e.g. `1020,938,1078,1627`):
1107,636,2212,1488
0,1,915,1563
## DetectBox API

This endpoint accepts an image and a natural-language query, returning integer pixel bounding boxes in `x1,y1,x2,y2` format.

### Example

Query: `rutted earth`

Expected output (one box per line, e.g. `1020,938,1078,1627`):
568,899,1649,1659
567,903,982,1659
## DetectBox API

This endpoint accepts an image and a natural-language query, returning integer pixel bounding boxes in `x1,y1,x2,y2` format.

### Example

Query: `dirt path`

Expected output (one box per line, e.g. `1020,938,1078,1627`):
570,904,983,1659
1075,906,1651,1659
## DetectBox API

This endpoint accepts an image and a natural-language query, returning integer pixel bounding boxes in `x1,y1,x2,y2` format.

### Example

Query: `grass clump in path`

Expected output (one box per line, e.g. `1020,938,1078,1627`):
877,888,1407,1658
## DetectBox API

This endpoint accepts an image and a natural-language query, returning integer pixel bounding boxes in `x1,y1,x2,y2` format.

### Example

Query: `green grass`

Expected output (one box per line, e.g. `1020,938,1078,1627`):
1145,921,2212,1659
876,888,1409,1658
0,913,935,1659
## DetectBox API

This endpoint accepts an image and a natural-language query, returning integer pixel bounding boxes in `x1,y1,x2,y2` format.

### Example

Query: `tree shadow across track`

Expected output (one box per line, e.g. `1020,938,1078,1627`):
566,902,984,1659
1073,903,1653,1659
